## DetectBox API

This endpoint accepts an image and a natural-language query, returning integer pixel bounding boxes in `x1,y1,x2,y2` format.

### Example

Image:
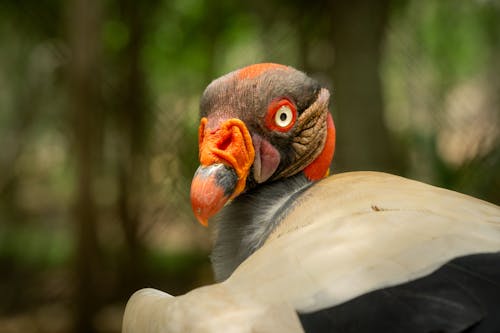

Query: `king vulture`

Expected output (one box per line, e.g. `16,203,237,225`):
123,63,500,333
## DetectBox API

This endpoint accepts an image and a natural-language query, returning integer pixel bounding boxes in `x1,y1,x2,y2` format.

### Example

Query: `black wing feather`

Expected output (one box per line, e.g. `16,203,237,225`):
299,252,500,333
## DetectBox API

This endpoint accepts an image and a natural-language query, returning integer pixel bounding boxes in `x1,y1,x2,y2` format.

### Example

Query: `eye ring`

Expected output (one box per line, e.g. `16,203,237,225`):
265,98,297,132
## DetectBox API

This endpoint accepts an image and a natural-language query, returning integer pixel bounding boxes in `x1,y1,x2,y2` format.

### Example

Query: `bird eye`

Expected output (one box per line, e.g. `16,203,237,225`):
265,99,297,132
275,105,293,128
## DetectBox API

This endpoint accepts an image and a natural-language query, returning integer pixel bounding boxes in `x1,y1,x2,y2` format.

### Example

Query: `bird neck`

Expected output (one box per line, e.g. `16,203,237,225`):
211,173,313,281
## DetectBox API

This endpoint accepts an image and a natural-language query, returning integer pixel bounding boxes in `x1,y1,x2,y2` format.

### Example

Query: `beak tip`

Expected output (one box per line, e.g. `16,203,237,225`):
196,215,209,227
190,164,235,227
190,198,212,227
192,206,210,227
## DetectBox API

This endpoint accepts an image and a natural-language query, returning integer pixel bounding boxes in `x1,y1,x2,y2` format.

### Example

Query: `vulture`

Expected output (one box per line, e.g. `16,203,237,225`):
123,63,500,333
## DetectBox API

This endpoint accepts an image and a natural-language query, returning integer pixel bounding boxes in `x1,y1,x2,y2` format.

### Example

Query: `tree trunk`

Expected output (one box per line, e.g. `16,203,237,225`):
328,0,402,174
66,0,103,331
113,0,154,295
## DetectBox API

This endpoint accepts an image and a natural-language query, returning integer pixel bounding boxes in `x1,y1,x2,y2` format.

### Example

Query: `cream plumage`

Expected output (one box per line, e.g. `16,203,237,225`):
123,64,500,333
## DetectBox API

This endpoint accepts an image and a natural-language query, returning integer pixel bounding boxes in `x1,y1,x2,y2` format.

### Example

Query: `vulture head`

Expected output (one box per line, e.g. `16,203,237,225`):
190,63,336,226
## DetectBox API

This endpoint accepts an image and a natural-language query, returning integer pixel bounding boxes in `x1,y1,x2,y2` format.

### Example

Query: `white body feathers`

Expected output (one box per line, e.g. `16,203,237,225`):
123,172,500,333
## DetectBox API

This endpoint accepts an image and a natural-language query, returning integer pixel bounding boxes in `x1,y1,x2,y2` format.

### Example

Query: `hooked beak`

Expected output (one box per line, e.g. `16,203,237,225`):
190,118,255,226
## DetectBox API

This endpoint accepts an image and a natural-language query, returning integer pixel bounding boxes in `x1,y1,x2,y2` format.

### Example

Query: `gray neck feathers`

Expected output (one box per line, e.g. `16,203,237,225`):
211,173,312,281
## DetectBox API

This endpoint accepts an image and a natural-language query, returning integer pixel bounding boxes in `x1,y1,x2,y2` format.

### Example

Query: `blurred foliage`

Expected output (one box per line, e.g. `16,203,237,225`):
0,0,499,332
382,0,500,199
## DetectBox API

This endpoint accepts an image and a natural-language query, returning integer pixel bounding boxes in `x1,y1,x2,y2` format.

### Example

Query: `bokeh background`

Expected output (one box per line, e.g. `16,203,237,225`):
0,0,499,332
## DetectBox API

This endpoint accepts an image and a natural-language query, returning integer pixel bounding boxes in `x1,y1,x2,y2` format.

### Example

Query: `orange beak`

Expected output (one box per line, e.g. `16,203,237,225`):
190,118,255,226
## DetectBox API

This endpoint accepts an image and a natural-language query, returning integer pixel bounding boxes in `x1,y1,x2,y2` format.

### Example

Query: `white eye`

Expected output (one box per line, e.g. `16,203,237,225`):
274,105,293,128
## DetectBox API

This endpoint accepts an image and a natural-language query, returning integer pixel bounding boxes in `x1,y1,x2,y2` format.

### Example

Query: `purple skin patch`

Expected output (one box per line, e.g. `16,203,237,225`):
252,134,281,183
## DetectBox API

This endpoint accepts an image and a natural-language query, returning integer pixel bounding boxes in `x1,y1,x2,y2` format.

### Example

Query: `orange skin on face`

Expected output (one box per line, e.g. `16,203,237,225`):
198,117,255,198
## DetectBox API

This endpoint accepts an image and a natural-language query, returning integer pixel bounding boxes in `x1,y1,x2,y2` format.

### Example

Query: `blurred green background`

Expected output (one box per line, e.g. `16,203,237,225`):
0,0,499,332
